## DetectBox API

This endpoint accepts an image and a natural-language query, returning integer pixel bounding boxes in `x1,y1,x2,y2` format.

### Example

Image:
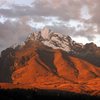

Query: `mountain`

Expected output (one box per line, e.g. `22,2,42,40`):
0,28,100,96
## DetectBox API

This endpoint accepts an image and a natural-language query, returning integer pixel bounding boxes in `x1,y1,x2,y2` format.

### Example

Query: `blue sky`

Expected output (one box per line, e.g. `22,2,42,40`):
0,0,100,51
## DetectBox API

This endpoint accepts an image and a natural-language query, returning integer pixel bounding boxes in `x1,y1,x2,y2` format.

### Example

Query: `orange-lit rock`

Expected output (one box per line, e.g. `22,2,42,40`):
0,42,100,96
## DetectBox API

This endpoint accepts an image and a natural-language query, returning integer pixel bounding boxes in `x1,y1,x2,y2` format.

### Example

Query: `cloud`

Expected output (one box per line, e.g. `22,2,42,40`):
0,18,33,52
0,0,100,52
0,0,82,20
0,0,9,5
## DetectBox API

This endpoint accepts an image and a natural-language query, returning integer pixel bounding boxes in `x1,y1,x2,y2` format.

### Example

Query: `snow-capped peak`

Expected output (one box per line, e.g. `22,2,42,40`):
40,27,52,39
24,28,84,52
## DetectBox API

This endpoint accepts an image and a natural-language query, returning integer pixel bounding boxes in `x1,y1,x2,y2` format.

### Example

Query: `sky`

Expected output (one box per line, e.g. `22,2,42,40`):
0,0,100,52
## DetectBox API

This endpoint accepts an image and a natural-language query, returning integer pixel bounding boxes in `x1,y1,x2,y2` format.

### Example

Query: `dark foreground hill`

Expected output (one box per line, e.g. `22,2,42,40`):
0,89,100,100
